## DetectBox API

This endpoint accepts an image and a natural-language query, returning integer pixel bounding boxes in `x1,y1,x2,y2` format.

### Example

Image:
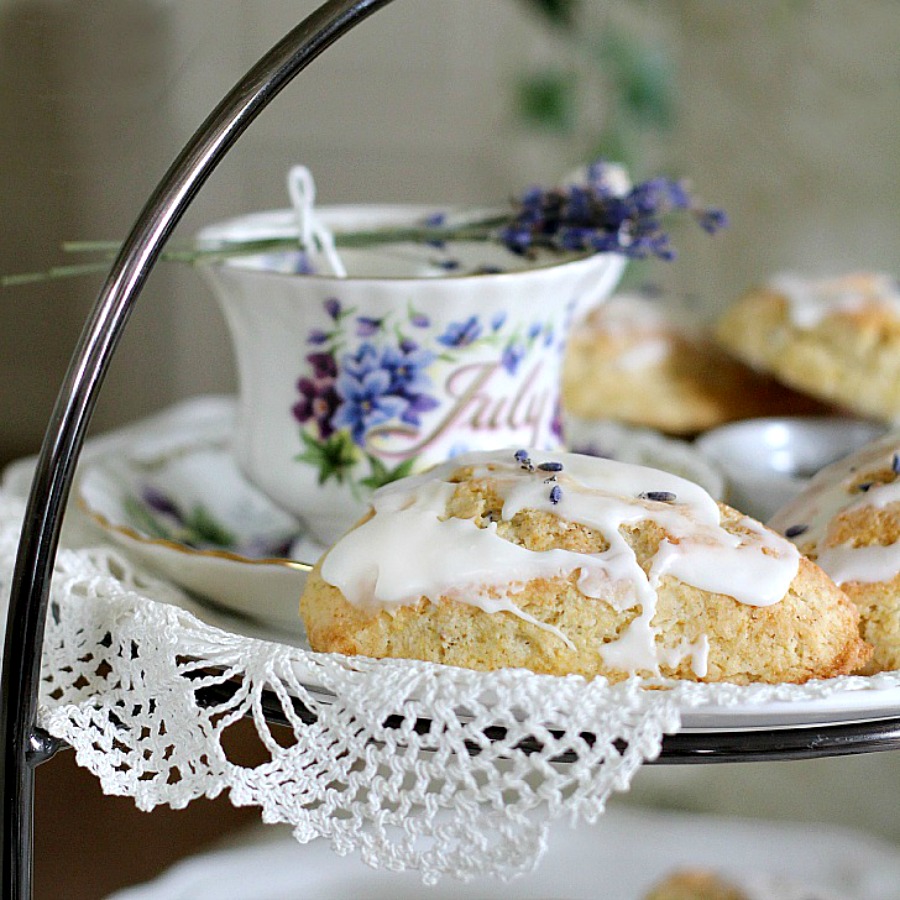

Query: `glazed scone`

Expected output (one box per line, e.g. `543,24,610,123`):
716,272,900,423
643,868,748,900
562,293,828,435
770,432,900,673
301,449,869,683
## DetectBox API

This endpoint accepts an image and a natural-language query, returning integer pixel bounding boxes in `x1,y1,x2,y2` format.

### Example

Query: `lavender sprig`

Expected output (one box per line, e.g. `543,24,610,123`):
1,160,726,287
498,163,726,262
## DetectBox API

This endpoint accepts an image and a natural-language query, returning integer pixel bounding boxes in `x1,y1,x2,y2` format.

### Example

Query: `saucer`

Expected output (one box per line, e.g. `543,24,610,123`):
696,416,886,521
75,400,314,635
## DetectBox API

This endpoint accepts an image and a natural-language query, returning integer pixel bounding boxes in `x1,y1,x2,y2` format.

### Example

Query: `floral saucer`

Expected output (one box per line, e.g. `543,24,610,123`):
75,398,314,635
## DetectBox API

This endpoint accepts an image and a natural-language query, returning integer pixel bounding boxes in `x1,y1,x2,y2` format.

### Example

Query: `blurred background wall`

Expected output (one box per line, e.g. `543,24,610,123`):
1,0,898,464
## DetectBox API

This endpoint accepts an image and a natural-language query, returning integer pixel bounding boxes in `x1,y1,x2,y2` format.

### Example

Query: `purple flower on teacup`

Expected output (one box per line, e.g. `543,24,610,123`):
297,352,335,383
332,345,411,445
501,340,526,376
380,342,439,426
437,315,482,348
355,315,383,337
382,340,432,390
292,352,340,439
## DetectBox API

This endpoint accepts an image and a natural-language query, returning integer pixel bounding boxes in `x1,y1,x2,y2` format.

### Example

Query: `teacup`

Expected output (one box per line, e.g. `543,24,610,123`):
199,205,625,545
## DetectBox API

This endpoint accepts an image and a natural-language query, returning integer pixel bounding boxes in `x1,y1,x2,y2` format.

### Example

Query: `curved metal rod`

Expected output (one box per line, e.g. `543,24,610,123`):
0,1,394,895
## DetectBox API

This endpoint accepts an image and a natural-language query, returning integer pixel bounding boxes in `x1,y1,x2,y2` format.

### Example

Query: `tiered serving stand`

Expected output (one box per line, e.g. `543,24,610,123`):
3,2,900,897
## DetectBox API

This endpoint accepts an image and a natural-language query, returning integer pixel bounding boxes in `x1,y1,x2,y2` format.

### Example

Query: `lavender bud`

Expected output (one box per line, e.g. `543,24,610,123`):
640,491,676,503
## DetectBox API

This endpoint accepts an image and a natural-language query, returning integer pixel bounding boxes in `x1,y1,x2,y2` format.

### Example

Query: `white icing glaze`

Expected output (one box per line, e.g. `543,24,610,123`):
321,449,800,676
816,543,900,586
770,432,900,586
586,295,671,337
614,339,671,372
771,272,900,330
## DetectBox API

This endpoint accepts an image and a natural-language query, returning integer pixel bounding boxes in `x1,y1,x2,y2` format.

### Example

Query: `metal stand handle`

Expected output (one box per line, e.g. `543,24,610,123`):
0,2,394,895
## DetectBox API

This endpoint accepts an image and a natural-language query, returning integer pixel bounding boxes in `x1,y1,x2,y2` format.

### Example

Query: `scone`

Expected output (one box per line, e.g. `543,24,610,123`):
562,293,828,435
301,449,869,683
770,432,900,673
643,868,748,900
716,272,900,423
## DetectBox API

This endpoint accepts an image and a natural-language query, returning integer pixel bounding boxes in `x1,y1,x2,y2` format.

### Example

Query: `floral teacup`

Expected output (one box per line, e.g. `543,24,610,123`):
199,205,625,546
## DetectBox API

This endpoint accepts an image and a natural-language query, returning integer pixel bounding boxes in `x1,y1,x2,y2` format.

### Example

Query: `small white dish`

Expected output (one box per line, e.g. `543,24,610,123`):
564,414,726,500
696,416,886,521
75,403,314,635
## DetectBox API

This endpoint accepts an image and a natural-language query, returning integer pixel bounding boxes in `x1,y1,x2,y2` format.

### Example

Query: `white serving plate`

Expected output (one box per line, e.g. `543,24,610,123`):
107,806,900,899
678,678,900,730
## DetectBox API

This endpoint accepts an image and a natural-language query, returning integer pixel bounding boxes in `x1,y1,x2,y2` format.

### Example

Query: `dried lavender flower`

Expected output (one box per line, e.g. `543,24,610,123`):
640,490,676,503
497,162,727,263
514,449,534,472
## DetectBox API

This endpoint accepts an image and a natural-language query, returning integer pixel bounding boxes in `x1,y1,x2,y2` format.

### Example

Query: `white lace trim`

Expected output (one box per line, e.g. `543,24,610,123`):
2,493,899,883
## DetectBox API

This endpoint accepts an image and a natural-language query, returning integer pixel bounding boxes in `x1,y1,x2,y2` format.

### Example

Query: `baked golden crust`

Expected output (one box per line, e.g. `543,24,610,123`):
643,869,748,900
716,274,900,422
775,441,900,674
301,464,870,684
563,295,827,435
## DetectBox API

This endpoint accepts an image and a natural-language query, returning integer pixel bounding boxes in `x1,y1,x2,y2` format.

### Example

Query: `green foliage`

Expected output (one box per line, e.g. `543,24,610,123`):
513,2,675,171
123,495,171,541
123,495,236,549
517,0,580,31
515,69,578,132
183,505,235,548
296,430,359,485
594,29,674,131
359,455,418,492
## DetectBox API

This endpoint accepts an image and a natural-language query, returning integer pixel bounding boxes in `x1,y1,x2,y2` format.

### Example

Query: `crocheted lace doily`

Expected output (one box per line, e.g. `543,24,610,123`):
1,493,898,884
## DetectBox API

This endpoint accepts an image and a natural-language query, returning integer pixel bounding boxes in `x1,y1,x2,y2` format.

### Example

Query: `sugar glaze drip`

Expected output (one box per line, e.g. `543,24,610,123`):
771,433,900,586
771,272,900,330
322,449,799,676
